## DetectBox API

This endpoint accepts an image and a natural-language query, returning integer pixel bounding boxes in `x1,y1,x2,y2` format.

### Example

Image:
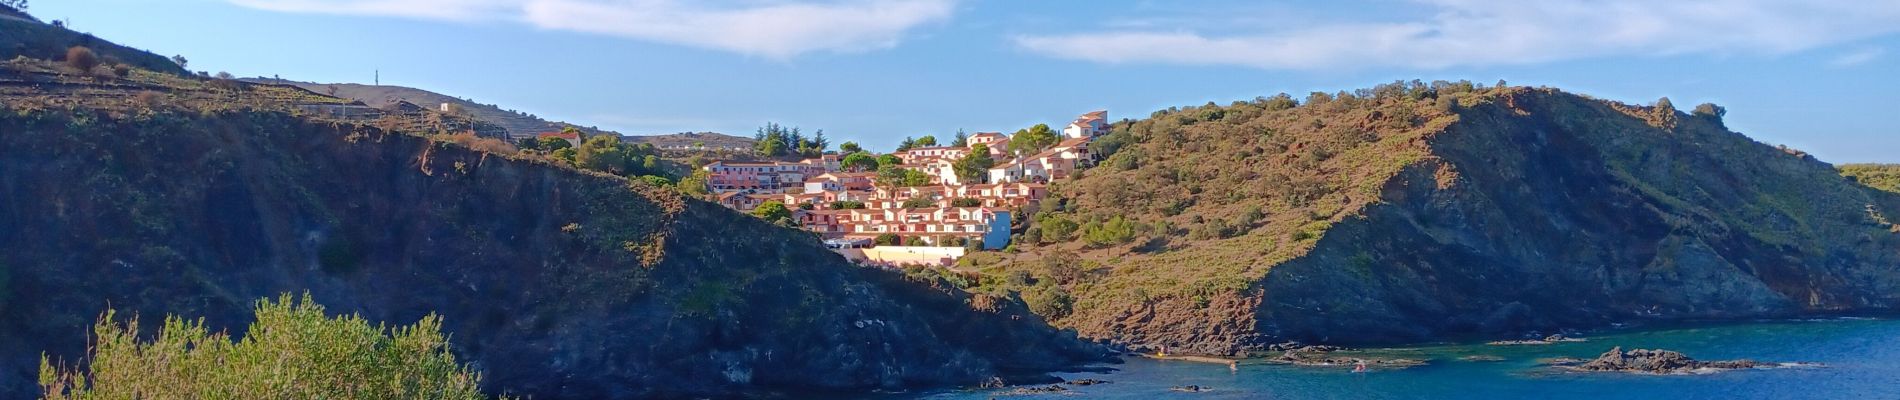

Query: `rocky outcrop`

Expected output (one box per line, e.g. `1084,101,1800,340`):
0,108,1110,398
1558,347,1763,374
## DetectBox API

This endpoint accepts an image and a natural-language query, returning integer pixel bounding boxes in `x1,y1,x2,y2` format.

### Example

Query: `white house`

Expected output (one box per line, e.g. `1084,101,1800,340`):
1062,110,1109,139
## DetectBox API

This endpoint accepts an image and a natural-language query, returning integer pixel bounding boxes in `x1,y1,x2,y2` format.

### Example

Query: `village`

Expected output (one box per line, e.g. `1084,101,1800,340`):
695,111,1110,266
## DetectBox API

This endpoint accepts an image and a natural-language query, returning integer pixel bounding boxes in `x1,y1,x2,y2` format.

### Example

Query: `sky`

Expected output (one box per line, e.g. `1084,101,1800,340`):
33,0,1900,162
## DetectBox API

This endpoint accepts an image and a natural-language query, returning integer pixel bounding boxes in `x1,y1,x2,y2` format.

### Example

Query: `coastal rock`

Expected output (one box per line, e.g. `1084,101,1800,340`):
1065,378,1110,386
1562,347,1763,374
1460,355,1506,362
1170,385,1212,393
997,384,1068,395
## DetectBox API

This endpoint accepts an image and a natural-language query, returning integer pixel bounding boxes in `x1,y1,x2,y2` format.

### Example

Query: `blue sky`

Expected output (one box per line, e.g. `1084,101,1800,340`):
35,0,1900,162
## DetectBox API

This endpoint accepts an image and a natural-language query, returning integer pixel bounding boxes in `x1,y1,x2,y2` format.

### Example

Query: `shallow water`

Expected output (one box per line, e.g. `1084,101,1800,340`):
892,318,1900,399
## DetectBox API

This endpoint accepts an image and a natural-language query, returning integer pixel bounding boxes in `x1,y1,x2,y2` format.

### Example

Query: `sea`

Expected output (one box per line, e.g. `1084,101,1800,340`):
886,318,1900,399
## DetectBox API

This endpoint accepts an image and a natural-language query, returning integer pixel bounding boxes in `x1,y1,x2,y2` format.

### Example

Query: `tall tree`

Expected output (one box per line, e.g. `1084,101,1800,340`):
842,152,878,172
839,141,863,154
1008,124,1059,156
915,135,938,147
895,137,918,152
951,129,969,147
954,143,995,183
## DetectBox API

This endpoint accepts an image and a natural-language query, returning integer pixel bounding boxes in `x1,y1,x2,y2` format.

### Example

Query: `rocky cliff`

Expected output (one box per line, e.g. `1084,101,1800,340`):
995,84,1900,354
0,107,1108,398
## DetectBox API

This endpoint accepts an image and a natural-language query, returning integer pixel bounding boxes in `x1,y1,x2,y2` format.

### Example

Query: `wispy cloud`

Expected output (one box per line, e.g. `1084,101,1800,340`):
228,0,956,59
1015,0,1900,70
1829,47,1885,67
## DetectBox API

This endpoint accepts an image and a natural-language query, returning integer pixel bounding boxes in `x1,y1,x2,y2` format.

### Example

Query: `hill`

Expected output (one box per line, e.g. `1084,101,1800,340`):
250,78,758,150
1842,164,1900,194
968,82,1900,355
0,6,185,74
0,41,1107,399
621,131,756,151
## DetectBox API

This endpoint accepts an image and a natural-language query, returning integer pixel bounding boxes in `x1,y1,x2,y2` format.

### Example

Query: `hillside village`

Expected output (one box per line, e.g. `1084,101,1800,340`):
699,111,1110,265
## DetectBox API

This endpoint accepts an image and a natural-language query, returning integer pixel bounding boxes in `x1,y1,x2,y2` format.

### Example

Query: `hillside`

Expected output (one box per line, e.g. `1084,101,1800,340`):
250,79,758,149
0,40,1107,399
1842,164,1900,194
973,82,1900,354
0,6,184,74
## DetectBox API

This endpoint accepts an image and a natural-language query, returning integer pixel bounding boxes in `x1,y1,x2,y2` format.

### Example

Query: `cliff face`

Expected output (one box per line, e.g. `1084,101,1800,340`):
0,109,1107,398
1007,86,1900,354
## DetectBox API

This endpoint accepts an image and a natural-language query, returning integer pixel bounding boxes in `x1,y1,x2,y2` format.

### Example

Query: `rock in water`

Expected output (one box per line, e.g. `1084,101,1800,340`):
1574,347,1761,374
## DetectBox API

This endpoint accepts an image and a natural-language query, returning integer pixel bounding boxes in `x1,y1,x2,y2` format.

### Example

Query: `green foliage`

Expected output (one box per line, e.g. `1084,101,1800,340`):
950,198,983,207
1080,216,1139,247
574,135,661,177
636,175,672,187
950,130,968,147
676,169,711,196
895,137,917,152
874,233,901,246
828,200,866,209
39,294,505,400
901,197,936,209
875,154,902,169
752,200,792,224
1021,284,1073,319
1842,164,1900,194
751,122,824,157
1692,103,1726,119
914,135,938,147
876,165,931,187
841,151,878,172
953,144,995,182
1007,124,1059,156
1036,214,1079,243
536,136,572,151
549,147,577,165
514,137,541,151
839,141,863,153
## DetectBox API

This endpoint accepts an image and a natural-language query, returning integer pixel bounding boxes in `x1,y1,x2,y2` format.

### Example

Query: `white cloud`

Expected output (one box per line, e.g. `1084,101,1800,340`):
228,0,956,58
1015,0,1900,70
1829,47,1884,67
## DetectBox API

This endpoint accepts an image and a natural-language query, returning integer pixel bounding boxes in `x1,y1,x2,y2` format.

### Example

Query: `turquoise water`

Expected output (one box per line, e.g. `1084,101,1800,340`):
901,318,1900,399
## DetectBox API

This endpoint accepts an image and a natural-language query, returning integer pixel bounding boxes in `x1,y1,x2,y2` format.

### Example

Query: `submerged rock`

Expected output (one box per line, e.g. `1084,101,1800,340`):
1169,385,1212,392
1262,345,1427,369
997,385,1069,395
1460,355,1506,362
1065,378,1110,386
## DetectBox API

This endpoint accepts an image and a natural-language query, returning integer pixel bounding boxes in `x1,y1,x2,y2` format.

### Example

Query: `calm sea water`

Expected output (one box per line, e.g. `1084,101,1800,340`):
892,318,1900,399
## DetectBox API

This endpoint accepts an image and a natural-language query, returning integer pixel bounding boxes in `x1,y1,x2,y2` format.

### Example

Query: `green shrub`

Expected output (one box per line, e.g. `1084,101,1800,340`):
39,294,506,400
874,233,901,246
1081,216,1139,247
1021,284,1073,319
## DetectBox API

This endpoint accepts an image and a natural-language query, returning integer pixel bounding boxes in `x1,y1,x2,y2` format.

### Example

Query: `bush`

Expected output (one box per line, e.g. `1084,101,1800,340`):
875,233,902,246
63,46,99,73
39,294,506,400
950,197,983,207
1021,284,1073,319
1081,216,1139,247
1037,214,1079,243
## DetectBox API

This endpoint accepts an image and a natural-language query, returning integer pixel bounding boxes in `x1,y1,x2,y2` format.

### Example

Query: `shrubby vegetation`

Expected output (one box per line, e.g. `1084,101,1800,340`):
1841,164,1900,194
752,122,827,158
971,79,1491,334
39,294,507,399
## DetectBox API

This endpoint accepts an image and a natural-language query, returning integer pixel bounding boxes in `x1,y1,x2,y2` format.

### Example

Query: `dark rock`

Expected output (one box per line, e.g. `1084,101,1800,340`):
997,384,1068,395
1065,378,1110,386
1569,347,1763,374
1170,385,1211,392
